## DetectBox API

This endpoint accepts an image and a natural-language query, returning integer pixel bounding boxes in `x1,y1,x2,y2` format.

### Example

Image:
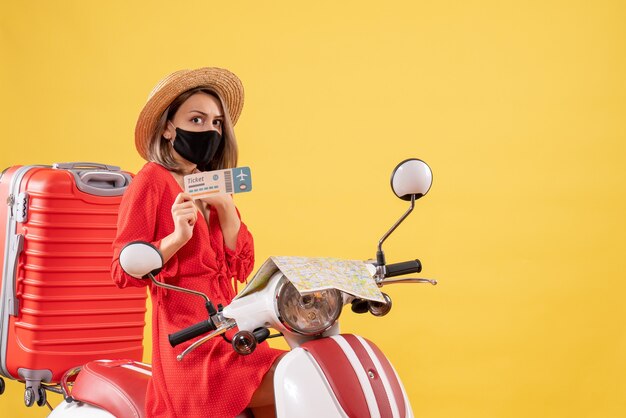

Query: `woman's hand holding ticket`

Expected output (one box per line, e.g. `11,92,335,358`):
156,192,197,263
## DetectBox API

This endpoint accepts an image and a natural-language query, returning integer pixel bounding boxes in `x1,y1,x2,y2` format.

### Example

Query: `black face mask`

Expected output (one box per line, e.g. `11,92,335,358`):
171,126,223,169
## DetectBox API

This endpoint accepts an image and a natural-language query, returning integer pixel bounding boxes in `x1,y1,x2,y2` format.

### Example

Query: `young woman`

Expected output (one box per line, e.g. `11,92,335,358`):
111,67,283,418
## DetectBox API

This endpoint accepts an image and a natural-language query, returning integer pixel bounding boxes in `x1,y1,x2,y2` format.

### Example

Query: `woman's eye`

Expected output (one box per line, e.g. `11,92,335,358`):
191,117,203,124
213,120,223,128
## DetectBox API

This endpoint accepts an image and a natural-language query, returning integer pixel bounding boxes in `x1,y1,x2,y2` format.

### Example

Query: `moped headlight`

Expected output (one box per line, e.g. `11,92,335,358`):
275,277,342,336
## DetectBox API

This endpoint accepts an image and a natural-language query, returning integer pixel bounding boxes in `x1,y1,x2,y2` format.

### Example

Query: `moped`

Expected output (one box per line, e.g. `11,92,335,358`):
47,158,437,418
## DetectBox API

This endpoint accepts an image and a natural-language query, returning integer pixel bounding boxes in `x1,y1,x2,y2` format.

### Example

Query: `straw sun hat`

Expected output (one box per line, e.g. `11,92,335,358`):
134,67,244,160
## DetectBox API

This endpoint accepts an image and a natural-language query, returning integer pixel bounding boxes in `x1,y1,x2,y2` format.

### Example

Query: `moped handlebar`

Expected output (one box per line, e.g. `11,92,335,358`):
384,259,422,277
169,320,216,347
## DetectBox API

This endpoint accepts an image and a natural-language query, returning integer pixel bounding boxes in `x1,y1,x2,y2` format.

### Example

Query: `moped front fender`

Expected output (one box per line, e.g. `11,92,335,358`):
275,334,413,418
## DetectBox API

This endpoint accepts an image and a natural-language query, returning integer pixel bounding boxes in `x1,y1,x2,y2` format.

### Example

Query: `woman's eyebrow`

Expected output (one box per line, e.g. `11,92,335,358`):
187,110,208,116
187,110,224,118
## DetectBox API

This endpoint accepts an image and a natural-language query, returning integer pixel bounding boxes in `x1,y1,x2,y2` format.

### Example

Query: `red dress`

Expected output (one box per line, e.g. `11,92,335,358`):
111,162,283,418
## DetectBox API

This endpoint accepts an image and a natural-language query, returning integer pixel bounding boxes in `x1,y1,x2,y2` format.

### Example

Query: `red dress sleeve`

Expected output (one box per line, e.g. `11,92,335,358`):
110,166,179,288
207,205,255,292
223,219,255,285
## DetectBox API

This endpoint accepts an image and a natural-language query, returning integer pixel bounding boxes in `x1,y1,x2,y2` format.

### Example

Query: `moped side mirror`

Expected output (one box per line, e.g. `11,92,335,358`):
390,158,432,201
376,158,433,271
119,241,163,279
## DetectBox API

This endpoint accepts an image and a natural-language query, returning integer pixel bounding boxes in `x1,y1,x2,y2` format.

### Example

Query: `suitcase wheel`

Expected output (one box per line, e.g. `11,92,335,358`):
24,387,35,407
24,385,47,407
37,387,47,407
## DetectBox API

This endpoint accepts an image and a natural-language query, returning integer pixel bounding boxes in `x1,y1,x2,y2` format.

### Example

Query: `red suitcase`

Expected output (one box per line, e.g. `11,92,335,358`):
0,162,147,407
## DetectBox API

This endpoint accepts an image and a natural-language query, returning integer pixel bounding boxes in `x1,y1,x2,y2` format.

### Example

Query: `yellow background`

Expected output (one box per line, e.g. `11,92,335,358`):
1,1,625,417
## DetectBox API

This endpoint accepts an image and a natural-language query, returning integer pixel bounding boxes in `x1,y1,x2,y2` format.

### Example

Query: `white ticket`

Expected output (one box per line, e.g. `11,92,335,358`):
183,167,252,199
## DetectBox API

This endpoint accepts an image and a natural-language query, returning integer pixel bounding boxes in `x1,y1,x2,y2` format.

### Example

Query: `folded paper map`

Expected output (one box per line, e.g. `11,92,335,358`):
236,256,384,303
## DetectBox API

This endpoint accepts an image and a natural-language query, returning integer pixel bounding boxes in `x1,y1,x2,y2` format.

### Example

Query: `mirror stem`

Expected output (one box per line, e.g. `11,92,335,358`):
147,273,217,316
376,194,416,266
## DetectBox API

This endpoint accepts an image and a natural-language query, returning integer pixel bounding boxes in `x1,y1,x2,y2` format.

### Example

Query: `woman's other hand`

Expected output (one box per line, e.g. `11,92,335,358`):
200,193,234,211
201,194,241,251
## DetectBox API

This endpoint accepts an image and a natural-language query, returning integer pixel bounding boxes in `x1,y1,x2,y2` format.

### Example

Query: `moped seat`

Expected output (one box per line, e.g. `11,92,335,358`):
65,359,254,417
70,359,151,418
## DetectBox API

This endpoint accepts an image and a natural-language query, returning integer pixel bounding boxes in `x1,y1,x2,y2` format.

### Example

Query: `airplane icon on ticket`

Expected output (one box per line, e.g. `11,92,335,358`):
236,171,248,182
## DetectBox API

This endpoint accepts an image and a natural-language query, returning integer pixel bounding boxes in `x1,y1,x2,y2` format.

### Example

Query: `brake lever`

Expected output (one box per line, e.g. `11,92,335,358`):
176,319,237,362
380,277,437,286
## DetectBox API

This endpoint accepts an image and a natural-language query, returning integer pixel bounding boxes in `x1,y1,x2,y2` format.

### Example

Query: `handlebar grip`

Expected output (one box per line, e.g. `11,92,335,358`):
169,320,216,347
385,259,422,278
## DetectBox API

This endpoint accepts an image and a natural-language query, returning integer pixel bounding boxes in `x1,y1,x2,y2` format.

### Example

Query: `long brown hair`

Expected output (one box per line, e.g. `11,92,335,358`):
146,87,239,173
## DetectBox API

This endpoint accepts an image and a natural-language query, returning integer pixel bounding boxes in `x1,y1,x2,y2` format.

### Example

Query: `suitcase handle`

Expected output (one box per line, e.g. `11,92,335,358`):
53,162,121,171
80,171,129,188
52,162,132,196
6,234,24,316
74,171,132,196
